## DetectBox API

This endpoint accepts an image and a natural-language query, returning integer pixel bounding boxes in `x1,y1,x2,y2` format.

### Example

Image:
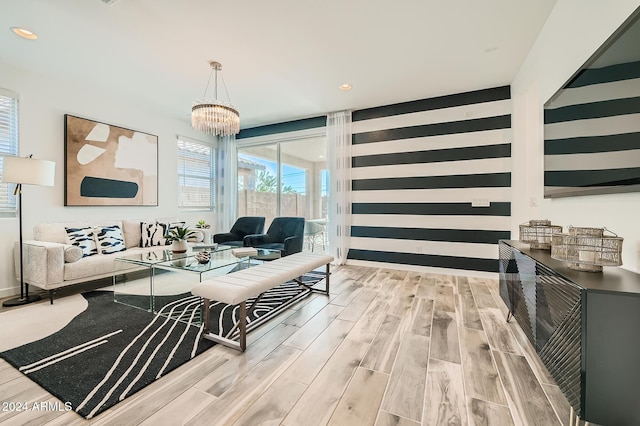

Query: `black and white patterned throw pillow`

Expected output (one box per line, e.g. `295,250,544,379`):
95,225,127,255
65,226,98,258
140,222,168,247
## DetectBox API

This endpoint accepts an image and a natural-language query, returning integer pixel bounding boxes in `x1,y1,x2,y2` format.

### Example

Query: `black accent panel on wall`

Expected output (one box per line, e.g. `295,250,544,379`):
348,249,498,273
351,226,510,244
352,86,511,121
351,202,511,216
545,132,640,155
237,116,327,139
353,115,511,145
352,172,511,191
544,168,640,187
567,60,640,88
544,96,640,124
352,144,511,168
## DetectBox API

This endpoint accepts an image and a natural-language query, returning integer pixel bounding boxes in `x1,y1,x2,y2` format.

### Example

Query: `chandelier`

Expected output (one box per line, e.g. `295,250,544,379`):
191,61,240,137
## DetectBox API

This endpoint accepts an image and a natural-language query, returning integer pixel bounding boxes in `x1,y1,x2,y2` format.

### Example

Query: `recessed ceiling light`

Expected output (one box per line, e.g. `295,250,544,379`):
10,27,38,40
339,84,352,91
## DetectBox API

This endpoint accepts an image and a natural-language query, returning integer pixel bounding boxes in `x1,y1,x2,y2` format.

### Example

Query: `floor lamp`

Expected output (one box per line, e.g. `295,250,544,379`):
2,155,55,307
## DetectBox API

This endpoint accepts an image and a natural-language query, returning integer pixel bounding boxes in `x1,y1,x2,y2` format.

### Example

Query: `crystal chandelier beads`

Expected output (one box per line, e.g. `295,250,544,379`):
191,61,240,137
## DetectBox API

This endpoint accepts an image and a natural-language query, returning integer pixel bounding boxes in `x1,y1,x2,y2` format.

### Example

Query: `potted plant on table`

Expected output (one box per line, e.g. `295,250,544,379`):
166,226,196,253
195,220,210,229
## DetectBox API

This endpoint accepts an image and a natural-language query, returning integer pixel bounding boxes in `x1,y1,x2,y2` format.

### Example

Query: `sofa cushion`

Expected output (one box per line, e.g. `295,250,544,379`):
95,225,127,255
63,244,83,263
65,226,98,257
122,219,143,248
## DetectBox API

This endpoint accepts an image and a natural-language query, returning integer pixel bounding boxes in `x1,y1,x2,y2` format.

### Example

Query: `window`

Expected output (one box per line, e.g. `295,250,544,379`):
0,89,19,218
177,137,215,211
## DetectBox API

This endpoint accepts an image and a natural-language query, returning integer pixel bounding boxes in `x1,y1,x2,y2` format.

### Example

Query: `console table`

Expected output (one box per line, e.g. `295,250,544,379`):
498,240,640,425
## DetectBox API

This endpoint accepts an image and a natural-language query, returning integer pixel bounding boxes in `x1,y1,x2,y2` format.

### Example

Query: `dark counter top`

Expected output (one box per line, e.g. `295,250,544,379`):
501,240,640,296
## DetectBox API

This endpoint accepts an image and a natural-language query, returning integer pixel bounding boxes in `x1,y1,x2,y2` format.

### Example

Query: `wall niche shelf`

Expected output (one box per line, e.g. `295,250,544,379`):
499,240,640,425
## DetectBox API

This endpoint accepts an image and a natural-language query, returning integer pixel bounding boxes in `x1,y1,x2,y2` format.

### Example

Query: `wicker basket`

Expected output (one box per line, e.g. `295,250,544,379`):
551,226,623,272
519,220,563,250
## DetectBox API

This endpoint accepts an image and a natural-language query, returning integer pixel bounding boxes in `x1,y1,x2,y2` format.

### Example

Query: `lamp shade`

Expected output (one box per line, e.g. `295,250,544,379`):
3,156,55,186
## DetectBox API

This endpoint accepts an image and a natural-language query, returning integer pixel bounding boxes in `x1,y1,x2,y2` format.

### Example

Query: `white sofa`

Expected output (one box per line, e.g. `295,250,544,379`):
15,219,211,303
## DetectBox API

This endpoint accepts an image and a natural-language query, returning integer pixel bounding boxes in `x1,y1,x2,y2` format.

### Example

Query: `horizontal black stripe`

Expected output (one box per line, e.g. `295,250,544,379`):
351,226,510,244
352,86,510,122
544,132,640,155
353,115,511,145
544,96,640,124
352,202,511,216
352,144,510,168
347,249,498,273
352,173,511,191
237,116,326,139
544,168,640,187
566,61,640,88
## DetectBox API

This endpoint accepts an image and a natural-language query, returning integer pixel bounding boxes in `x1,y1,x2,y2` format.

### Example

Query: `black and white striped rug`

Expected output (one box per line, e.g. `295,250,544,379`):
0,276,320,419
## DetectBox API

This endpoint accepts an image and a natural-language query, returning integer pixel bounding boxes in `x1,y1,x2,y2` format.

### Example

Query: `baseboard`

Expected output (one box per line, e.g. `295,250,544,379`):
0,285,19,299
344,259,499,280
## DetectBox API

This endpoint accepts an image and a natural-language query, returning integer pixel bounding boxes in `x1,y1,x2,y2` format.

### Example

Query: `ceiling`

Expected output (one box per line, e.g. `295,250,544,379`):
1,0,557,130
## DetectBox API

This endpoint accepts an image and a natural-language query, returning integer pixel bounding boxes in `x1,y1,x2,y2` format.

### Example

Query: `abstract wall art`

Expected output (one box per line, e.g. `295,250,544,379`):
64,114,158,206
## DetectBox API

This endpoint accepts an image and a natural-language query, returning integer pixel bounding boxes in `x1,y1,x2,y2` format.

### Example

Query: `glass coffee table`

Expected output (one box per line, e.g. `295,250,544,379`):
113,245,280,314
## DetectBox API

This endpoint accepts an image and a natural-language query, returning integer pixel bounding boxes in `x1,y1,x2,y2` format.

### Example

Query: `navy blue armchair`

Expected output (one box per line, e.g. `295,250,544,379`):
243,217,305,256
213,216,265,247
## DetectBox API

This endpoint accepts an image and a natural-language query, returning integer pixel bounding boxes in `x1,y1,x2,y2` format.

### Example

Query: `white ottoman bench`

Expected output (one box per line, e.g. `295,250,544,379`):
191,252,334,351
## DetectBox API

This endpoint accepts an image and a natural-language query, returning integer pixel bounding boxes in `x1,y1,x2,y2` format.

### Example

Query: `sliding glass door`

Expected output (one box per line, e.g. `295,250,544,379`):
237,136,327,252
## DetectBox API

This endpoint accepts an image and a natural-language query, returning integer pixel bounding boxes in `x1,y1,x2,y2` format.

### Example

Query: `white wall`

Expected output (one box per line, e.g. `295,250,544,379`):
512,0,640,273
0,61,216,297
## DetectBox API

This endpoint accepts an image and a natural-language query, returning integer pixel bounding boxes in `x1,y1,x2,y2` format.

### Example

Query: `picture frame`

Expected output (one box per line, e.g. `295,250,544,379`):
64,114,158,206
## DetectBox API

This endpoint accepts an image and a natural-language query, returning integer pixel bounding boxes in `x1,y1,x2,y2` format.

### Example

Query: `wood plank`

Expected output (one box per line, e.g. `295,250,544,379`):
0,383,49,424
231,377,307,426
283,296,330,327
381,334,430,422
328,367,388,426
194,323,298,397
282,319,355,385
430,310,461,364
139,388,214,425
337,288,377,322
493,350,561,426
283,303,344,350
375,411,420,426
542,384,575,426
479,308,522,355
282,338,369,426
468,397,515,426
388,278,419,318
457,277,484,330
409,297,433,337
347,299,389,344
423,359,467,426
187,345,302,426
416,276,436,299
469,281,499,309
360,314,403,374
434,283,456,312
459,327,507,405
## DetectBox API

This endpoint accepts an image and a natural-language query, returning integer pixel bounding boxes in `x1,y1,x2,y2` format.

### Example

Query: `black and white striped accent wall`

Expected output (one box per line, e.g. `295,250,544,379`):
349,86,512,273
544,60,640,198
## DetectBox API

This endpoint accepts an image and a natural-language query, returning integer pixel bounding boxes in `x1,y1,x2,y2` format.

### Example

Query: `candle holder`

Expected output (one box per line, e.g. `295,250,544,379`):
519,219,563,250
551,226,623,272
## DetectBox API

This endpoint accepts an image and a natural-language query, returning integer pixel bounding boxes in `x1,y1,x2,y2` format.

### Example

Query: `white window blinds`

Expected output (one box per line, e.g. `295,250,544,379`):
177,137,215,211
0,89,19,217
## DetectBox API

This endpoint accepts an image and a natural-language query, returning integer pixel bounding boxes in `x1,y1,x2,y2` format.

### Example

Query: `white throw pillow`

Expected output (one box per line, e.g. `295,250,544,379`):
95,224,127,255
65,226,98,258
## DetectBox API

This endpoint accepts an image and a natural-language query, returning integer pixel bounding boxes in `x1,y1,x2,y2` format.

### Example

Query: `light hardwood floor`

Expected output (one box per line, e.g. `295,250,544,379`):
0,266,585,425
